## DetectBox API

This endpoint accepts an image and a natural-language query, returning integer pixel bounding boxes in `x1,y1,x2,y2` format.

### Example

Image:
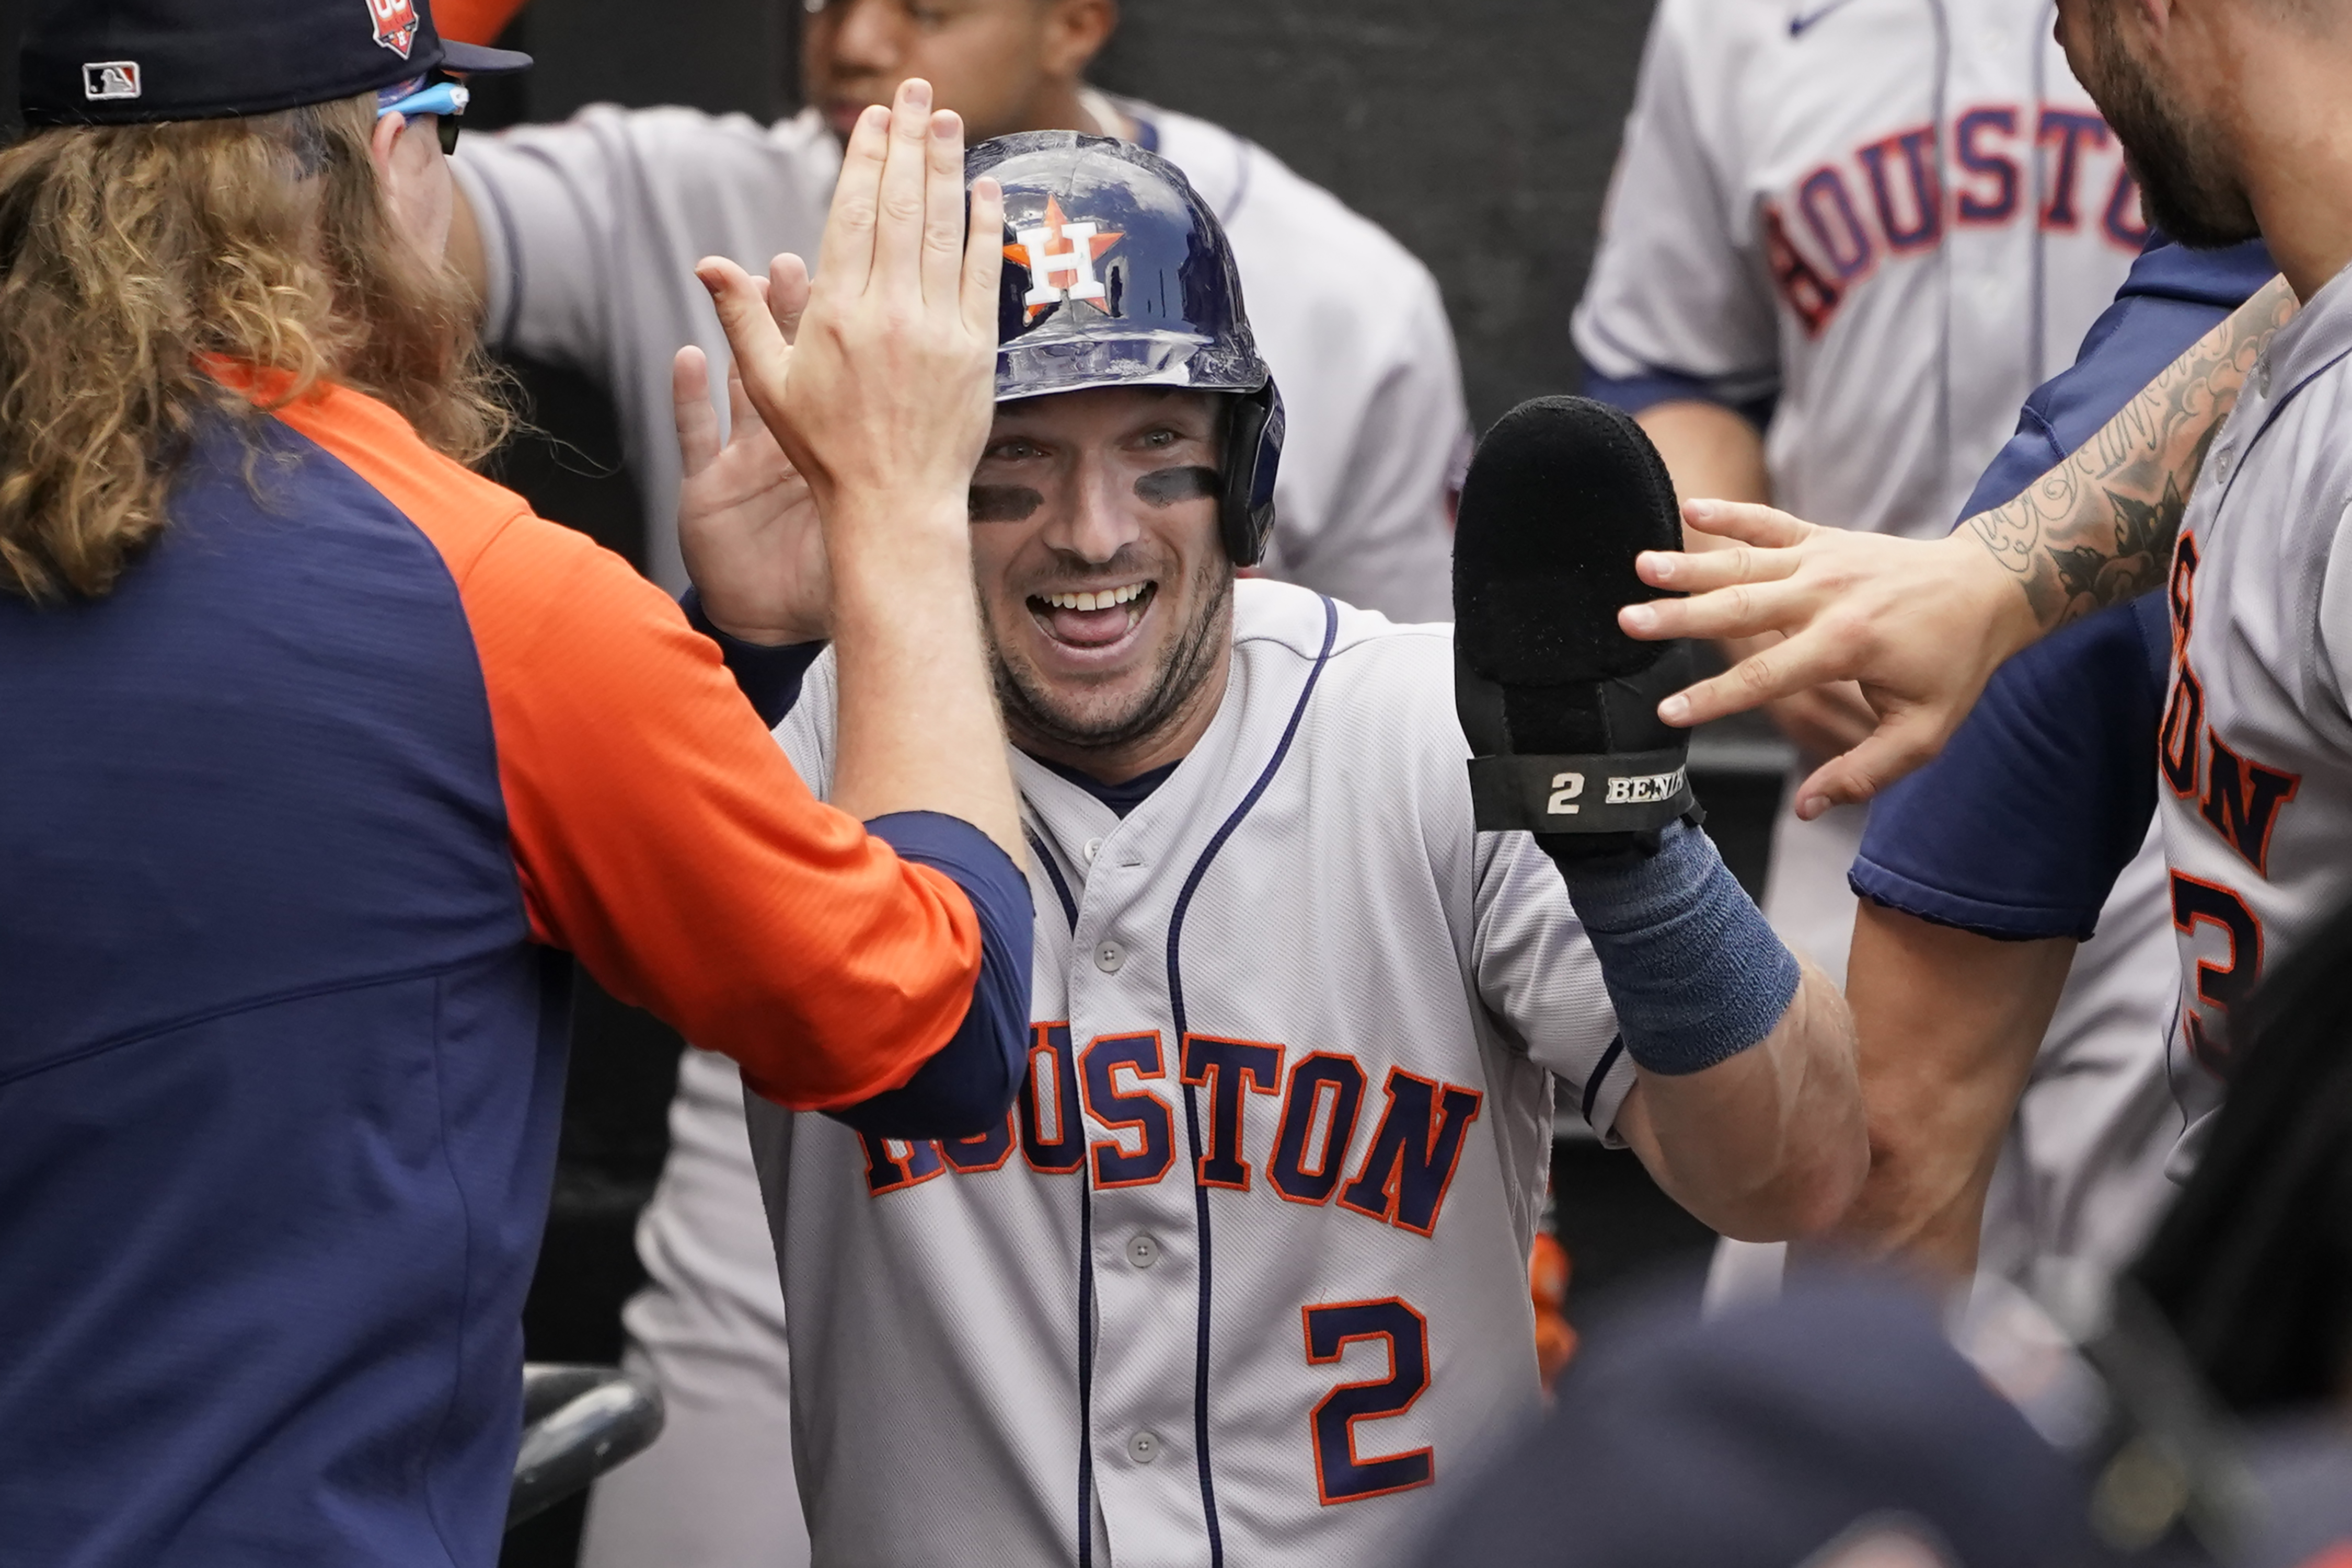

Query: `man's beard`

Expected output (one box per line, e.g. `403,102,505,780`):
2082,0,2259,248
990,556,1234,756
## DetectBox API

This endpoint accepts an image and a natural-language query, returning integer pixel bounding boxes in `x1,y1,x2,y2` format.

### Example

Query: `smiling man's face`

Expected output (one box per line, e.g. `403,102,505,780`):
967,386,1235,779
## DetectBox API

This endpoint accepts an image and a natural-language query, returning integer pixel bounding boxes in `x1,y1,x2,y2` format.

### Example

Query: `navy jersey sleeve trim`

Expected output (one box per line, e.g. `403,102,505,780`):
1956,237,2274,522
1582,366,1778,433
679,589,825,729
1848,856,2099,943
1856,597,2164,943
829,811,1035,1139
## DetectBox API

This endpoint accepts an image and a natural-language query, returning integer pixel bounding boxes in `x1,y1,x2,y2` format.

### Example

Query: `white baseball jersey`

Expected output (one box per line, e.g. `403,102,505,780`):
452,99,1466,619
2158,260,2352,1154
741,581,1630,1567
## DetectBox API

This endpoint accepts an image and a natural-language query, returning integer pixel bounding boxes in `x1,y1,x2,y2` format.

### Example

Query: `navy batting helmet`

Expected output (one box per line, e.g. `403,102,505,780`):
967,130,1284,568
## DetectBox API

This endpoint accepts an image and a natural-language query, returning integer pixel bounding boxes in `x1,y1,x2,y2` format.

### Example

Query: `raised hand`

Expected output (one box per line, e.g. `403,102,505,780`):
674,330,832,648
1617,502,2033,820
688,77,1024,864
1613,278,2295,820
694,77,1003,546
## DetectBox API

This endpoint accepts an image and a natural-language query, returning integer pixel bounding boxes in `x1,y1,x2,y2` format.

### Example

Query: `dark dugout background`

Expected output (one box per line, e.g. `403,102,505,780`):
0,3,1767,1562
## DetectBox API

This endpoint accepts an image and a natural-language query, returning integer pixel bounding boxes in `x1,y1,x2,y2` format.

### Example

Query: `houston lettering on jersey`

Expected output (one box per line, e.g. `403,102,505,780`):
859,1022,1484,1241
1765,106,2145,336
2160,536,2302,1070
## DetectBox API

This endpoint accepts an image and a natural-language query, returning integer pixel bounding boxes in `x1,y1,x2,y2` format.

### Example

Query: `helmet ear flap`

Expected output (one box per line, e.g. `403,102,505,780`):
1220,379,1285,567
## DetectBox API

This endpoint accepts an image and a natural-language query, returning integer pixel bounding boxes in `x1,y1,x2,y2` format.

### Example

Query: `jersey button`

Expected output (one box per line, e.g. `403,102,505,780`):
1084,837,1103,863
1126,1233,1161,1270
1128,1431,1161,1465
1094,941,1125,973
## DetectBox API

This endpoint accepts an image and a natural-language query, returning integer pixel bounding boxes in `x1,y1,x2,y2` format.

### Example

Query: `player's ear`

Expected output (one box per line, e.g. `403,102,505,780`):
1043,0,1117,82
368,108,407,183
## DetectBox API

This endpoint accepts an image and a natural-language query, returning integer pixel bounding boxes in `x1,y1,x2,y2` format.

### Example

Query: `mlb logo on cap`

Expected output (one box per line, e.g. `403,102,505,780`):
19,0,527,128
82,61,142,101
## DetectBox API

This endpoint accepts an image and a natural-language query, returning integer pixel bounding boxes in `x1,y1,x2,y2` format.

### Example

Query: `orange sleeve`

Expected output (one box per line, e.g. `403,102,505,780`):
466,518,986,1109
276,386,980,1111
436,0,531,44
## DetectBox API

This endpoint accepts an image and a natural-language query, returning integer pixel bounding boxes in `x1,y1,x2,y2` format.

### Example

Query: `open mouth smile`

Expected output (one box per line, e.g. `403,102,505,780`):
1028,580,1157,651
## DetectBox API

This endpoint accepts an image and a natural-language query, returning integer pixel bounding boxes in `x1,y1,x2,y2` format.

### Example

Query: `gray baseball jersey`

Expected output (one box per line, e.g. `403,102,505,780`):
1573,0,2143,544
452,99,1466,619
2158,261,2352,1153
742,581,1630,1566
1579,0,2184,1301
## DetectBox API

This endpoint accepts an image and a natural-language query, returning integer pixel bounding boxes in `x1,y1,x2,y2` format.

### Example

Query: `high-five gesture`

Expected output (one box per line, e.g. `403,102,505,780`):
696,79,1005,529
674,335,831,648
693,79,1022,866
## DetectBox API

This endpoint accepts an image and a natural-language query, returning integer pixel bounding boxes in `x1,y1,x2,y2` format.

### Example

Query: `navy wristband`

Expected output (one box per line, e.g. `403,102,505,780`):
1550,821,1802,1076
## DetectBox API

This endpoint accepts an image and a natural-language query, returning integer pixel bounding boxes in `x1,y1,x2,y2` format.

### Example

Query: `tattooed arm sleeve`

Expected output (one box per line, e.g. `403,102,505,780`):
1966,273,2298,630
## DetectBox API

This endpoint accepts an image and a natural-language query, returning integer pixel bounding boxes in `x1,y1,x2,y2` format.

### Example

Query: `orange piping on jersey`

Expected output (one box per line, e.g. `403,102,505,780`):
246,373,981,1111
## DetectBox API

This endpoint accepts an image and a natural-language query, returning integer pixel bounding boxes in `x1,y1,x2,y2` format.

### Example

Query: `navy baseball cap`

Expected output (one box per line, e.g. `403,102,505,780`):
20,0,530,128
1414,1271,2128,1568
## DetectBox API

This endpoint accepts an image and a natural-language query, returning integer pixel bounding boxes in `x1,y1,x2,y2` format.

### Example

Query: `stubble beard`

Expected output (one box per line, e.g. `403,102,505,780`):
990,556,1235,760
2083,0,2260,248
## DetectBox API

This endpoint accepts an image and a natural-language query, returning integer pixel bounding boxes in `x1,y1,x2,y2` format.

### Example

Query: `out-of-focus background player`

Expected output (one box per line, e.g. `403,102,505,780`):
1571,0,2184,1302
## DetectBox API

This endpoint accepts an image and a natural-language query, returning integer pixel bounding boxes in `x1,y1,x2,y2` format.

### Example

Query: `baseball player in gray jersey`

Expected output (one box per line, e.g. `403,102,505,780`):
1594,0,2352,1257
2060,0,2352,1169
1574,0,2183,1299
671,128,1863,1567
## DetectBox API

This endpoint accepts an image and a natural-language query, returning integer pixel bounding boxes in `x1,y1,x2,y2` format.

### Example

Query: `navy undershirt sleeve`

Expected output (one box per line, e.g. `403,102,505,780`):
679,588,824,730
831,811,1035,1139
1849,235,2273,939
1582,365,1780,437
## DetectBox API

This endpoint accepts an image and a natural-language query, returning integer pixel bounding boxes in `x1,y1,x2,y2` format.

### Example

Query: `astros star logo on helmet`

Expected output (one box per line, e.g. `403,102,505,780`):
1004,196,1123,321
364,0,420,59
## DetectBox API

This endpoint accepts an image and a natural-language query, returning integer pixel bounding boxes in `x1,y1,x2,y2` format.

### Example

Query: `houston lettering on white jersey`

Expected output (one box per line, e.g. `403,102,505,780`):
744,581,1630,1567
1574,0,2142,542
2157,261,2352,1153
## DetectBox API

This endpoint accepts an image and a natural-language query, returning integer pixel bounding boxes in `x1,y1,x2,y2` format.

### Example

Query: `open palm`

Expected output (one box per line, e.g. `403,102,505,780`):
674,325,832,647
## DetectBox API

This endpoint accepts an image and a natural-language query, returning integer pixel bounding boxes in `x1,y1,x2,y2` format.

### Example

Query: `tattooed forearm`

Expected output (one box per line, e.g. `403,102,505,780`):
1965,274,2298,631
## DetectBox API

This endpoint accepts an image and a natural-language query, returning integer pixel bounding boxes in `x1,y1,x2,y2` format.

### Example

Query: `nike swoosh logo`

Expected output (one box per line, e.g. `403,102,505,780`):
1788,0,1861,34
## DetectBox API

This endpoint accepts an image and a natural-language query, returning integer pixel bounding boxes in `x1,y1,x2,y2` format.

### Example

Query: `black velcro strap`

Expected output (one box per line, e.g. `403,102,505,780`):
1467,750,1696,834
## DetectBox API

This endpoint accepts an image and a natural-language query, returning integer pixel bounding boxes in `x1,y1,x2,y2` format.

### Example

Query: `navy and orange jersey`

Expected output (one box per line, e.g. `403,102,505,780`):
0,377,1029,1566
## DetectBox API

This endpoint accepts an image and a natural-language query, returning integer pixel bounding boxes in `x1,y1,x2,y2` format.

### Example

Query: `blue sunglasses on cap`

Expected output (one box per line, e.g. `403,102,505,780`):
376,76,471,155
